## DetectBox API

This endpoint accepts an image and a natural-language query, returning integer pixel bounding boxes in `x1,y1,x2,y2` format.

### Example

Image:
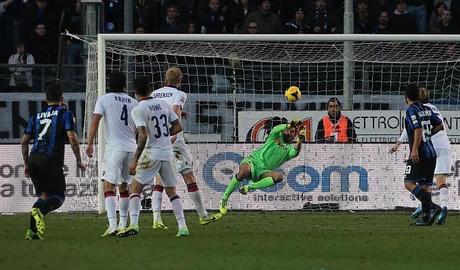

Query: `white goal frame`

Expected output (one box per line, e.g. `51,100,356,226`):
95,34,460,214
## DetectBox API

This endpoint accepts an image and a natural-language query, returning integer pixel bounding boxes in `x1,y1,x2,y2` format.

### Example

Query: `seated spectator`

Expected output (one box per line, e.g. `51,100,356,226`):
407,0,428,33
305,0,338,34
229,0,257,33
24,0,58,38
437,9,459,33
372,11,394,33
184,21,196,33
135,25,145,33
242,0,283,34
246,21,258,33
27,23,56,64
198,0,229,33
285,7,310,34
354,0,371,33
390,0,417,33
158,5,183,33
134,0,161,33
429,1,448,33
369,0,393,26
8,42,34,89
278,0,306,24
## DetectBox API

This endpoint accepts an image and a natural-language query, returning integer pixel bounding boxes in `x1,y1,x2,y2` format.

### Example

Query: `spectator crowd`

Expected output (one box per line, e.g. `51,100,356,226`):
0,0,459,67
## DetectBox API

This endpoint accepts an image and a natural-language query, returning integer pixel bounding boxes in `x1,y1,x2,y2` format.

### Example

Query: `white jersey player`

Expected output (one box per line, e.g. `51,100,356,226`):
390,87,451,224
149,67,222,229
116,76,189,237
86,72,138,237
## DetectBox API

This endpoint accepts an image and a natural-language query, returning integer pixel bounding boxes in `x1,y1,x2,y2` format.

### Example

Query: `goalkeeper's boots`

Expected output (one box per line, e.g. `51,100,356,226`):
152,220,168,230
199,213,223,225
25,229,44,240
176,227,190,237
410,206,423,220
239,185,250,195
436,207,448,225
31,207,45,235
117,225,139,237
219,198,228,215
101,228,118,238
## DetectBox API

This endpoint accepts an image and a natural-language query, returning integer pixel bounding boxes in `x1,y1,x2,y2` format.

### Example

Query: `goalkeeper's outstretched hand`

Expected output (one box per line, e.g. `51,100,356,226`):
288,119,302,129
297,127,306,142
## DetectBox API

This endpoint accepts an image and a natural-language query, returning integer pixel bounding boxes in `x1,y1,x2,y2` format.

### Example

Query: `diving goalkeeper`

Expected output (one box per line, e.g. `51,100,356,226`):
219,120,305,215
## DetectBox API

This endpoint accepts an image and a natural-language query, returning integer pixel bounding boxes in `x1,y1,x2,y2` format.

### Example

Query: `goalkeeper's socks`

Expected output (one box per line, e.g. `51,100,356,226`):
105,191,117,230
187,183,208,218
248,177,276,191
43,195,65,214
129,194,141,228
152,185,164,222
170,195,187,229
118,191,129,229
222,176,241,200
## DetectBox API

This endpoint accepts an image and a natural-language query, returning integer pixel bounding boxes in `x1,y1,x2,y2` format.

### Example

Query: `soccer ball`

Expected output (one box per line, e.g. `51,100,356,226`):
284,86,301,102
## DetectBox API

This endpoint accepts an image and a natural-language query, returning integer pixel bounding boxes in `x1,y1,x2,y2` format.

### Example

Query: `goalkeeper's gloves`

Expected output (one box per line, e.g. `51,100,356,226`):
297,127,306,143
288,119,302,129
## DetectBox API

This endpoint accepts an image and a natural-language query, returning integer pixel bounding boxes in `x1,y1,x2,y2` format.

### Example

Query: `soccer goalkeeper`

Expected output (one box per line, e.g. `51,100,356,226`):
219,120,305,215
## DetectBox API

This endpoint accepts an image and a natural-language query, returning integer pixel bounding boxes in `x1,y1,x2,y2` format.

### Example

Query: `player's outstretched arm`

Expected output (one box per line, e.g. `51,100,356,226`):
85,114,102,157
67,130,86,171
169,119,182,136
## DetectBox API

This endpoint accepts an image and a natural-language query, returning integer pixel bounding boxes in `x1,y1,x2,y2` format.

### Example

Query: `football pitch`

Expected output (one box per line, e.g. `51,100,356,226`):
1,212,459,270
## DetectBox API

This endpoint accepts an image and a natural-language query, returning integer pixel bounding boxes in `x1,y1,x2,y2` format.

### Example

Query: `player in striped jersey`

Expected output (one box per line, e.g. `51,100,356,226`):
390,87,451,224
86,72,139,237
21,83,85,239
149,67,221,229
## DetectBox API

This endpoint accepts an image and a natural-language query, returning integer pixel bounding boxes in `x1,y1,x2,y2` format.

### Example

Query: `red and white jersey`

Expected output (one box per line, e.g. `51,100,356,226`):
93,92,138,151
131,98,178,161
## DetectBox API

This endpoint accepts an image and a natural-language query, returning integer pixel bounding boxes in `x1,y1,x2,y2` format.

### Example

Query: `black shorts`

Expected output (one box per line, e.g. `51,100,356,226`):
404,158,436,185
29,154,66,196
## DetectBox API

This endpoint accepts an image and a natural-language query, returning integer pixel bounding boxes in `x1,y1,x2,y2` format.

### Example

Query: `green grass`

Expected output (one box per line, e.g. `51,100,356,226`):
1,212,460,270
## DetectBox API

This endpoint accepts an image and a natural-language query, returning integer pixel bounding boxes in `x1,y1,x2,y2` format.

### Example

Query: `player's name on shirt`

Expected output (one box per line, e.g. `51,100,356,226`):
37,110,59,119
152,92,173,98
417,110,432,117
113,95,134,103
148,103,163,111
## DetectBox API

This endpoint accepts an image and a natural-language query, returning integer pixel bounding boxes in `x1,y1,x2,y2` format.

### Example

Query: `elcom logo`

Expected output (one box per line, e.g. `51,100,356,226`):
203,152,369,193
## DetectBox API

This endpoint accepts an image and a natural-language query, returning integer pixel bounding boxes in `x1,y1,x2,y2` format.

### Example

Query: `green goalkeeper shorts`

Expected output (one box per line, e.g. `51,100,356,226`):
240,157,270,182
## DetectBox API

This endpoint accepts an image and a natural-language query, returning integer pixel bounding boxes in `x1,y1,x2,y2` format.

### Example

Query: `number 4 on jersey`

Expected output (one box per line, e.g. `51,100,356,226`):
120,105,128,126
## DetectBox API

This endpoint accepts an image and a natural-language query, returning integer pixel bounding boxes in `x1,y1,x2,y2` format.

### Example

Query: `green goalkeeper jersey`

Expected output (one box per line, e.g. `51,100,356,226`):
247,124,299,170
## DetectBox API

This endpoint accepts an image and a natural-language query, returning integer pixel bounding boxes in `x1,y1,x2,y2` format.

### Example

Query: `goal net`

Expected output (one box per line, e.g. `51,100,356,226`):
72,34,460,213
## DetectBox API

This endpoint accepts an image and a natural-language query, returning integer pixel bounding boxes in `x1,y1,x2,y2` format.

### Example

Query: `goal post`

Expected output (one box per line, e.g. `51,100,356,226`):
75,33,460,214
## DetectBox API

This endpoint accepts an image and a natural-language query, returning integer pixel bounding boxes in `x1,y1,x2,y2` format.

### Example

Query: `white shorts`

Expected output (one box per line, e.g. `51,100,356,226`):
173,138,193,174
101,147,134,185
434,148,452,175
134,153,177,187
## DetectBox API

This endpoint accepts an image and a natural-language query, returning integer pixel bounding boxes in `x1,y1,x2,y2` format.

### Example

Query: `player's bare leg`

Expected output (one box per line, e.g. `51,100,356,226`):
435,174,449,224
240,171,284,194
101,180,118,237
164,186,189,237
220,163,251,215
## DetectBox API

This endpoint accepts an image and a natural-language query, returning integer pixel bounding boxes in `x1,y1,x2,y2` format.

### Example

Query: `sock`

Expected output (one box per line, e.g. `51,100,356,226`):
222,176,241,200
170,195,186,229
411,185,433,215
104,191,117,230
129,194,141,227
187,183,208,218
248,177,276,191
118,191,129,229
42,195,65,214
438,184,448,209
152,185,164,222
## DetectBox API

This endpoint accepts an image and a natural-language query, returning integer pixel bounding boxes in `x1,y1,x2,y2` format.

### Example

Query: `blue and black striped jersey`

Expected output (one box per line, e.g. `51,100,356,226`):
24,105,75,165
405,102,441,160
